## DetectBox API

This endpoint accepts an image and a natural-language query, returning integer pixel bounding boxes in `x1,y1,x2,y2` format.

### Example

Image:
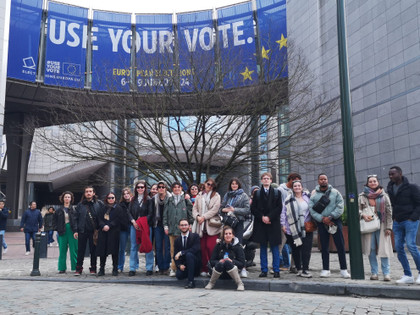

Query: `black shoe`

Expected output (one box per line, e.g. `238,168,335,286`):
259,272,267,277
146,270,153,276
273,272,280,278
58,270,66,274
185,281,195,289
128,271,136,277
97,269,105,276
112,270,118,276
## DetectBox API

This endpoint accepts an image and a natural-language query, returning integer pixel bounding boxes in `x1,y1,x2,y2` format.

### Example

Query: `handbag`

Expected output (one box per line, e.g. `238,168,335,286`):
208,215,223,228
222,214,239,229
312,191,331,214
360,215,380,234
304,220,317,233
92,229,99,246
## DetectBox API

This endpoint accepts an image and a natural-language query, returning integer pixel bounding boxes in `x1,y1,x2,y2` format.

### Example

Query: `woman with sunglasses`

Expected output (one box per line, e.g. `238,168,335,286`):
192,178,222,276
359,175,393,281
97,192,123,276
188,184,199,205
127,180,152,276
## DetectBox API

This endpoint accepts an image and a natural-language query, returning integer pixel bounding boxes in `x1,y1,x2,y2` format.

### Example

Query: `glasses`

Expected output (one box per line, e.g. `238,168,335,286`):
136,186,145,189
158,185,165,189
190,187,198,190
179,224,189,227
107,196,115,199
205,182,212,186
367,174,377,178
262,177,271,180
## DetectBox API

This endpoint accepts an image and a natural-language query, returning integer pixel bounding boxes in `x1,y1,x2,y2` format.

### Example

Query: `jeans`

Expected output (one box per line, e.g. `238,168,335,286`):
393,220,420,276
25,231,36,252
260,242,280,273
0,230,7,249
317,219,347,270
118,230,130,271
47,230,54,244
233,221,244,245
154,226,170,271
368,229,390,275
129,225,154,272
279,243,290,268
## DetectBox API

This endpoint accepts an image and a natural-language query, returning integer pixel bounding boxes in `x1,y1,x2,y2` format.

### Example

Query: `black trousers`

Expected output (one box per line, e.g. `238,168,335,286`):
76,231,97,272
286,232,313,271
100,254,118,271
176,252,200,282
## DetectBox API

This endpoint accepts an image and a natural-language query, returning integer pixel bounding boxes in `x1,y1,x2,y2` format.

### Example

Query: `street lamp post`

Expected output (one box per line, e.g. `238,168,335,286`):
336,0,364,279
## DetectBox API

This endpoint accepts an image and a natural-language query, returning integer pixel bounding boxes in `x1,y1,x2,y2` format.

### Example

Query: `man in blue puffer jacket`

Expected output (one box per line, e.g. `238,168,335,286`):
309,174,350,279
20,201,43,255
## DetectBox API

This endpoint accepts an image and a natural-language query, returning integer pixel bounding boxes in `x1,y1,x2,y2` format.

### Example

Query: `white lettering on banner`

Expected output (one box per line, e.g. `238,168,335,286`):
67,23,80,47
218,24,230,48
199,27,214,51
49,19,66,45
232,21,245,46
184,29,199,52
159,30,173,53
121,30,132,54
142,30,157,54
109,29,123,52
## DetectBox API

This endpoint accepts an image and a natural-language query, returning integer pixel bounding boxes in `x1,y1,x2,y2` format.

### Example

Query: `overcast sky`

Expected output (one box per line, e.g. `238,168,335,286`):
63,0,246,13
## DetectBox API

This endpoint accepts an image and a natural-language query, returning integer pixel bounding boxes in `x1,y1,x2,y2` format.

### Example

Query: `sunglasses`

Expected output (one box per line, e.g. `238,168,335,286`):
136,186,145,189
158,186,165,189
205,182,212,186
107,196,115,199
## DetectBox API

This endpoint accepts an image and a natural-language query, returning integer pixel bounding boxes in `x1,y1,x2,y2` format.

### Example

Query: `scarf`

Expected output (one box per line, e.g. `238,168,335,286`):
226,189,244,207
363,186,385,222
284,194,306,246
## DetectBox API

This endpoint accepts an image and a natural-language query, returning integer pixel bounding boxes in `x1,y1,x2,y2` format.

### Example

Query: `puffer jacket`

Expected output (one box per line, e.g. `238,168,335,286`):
309,184,344,222
163,193,193,236
209,237,245,270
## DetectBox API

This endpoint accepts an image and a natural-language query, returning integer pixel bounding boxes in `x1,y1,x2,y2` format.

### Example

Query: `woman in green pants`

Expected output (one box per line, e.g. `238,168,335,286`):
54,191,78,273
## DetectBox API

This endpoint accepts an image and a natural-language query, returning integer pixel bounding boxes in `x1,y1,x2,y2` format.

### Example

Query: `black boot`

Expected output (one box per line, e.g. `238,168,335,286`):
98,267,105,276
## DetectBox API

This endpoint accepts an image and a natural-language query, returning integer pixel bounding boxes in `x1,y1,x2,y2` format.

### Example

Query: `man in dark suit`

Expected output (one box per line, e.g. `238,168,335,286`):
173,218,201,288
251,172,282,278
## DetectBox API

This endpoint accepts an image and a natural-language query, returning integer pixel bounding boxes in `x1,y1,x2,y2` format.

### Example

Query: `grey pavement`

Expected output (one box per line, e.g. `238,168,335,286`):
1,232,420,300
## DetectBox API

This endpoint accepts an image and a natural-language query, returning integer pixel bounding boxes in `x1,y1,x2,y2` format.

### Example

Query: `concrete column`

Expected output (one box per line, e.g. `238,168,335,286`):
5,113,34,219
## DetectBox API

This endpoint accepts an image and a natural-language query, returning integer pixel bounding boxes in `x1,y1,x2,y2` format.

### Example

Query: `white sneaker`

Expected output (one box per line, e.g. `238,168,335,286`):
3,248,7,254
240,268,248,278
340,270,350,278
200,271,207,277
155,265,159,273
396,275,414,284
416,275,420,285
169,269,176,277
25,251,30,255
320,270,330,278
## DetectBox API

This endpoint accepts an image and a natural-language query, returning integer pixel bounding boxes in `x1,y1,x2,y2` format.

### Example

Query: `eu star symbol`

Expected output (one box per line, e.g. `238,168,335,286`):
276,34,287,50
261,47,270,60
240,67,254,81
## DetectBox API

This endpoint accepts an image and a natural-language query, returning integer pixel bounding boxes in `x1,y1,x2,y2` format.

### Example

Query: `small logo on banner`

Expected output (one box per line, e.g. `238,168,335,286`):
46,60,60,74
23,57,36,69
62,63,81,76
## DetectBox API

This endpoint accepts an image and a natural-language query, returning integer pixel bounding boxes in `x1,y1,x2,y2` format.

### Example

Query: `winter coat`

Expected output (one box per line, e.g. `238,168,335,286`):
148,193,171,228
118,201,131,232
309,184,344,222
209,237,246,270
128,197,150,223
219,190,250,221
96,204,123,257
250,186,282,245
20,208,43,233
0,207,10,230
74,198,103,234
54,205,77,236
135,216,153,253
43,213,55,231
358,192,393,257
163,193,193,236
281,193,312,235
192,191,222,237
387,176,420,222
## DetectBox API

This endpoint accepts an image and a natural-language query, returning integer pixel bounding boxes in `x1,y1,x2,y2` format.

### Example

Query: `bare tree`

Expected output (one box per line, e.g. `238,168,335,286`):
28,41,339,187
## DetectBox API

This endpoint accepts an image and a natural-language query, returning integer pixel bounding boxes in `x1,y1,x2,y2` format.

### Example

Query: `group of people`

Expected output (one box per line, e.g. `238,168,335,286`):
15,165,420,289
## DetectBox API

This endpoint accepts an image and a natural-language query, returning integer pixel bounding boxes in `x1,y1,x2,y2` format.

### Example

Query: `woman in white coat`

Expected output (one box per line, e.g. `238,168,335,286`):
358,175,393,281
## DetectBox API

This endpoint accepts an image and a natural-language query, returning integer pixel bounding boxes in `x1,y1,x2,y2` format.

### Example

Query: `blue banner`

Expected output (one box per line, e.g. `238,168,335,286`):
92,11,132,92
44,2,87,88
7,0,43,82
218,2,258,89
177,10,215,93
257,0,287,81
135,14,174,93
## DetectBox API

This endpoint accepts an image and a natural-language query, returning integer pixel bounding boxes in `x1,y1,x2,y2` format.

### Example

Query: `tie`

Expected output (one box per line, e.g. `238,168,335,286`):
183,236,187,249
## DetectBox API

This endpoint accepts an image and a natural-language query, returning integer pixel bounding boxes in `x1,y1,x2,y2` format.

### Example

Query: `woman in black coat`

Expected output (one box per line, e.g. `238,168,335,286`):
205,226,245,291
97,192,123,276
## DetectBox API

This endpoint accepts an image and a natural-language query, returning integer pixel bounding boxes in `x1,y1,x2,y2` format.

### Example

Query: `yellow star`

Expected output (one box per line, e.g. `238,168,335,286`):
276,34,287,50
261,46,270,60
240,67,254,82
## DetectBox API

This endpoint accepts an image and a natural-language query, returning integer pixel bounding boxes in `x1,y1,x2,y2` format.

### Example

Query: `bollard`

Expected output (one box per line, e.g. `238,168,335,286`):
39,232,48,258
30,232,41,276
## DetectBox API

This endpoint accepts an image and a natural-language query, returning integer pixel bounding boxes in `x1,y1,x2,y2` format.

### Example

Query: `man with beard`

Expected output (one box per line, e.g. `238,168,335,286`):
387,166,420,284
309,174,350,278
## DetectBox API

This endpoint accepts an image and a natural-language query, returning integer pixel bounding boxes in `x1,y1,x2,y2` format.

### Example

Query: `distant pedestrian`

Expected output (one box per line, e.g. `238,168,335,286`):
359,175,393,281
54,191,78,273
309,174,350,278
44,207,55,246
20,201,43,255
387,166,420,285
0,200,11,254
